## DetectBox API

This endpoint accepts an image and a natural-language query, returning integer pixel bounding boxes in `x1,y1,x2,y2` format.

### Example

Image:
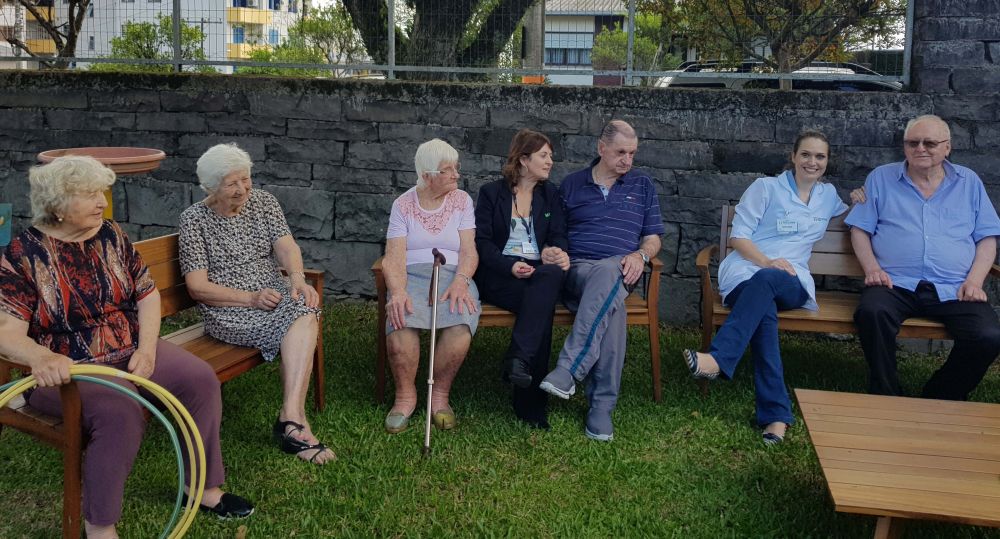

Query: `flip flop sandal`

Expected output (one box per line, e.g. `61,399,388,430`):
295,442,331,464
273,419,312,454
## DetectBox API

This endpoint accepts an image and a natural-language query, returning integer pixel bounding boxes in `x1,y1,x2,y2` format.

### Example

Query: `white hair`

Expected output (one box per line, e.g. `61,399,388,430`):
196,143,253,193
904,114,951,140
413,139,459,187
29,155,116,226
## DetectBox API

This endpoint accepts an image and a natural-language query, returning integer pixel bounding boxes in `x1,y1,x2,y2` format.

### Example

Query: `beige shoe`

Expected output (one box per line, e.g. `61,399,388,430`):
431,407,457,430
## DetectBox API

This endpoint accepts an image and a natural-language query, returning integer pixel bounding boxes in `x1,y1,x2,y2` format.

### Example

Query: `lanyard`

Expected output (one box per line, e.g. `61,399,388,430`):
512,193,534,243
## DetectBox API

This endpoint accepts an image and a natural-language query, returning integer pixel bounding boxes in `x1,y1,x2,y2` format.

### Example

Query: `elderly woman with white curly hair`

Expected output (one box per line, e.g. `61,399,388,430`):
178,143,334,465
0,156,253,538
382,138,480,434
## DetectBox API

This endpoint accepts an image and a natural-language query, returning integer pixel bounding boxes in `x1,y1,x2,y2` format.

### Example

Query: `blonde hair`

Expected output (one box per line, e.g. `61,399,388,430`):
197,143,253,193
29,155,116,226
413,139,459,187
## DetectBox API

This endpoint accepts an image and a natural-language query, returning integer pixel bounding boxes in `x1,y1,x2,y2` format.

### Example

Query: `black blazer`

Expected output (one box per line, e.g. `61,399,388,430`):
474,179,568,280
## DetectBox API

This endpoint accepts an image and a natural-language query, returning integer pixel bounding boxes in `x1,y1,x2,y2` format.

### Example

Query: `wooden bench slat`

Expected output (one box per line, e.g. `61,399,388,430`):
797,388,1000,418
809,431,1000,461
822,458,1000,483
802,404,1000,430
816,446,1000,475
806,419,1000,445
831,483,1000,527
826,468,1000,499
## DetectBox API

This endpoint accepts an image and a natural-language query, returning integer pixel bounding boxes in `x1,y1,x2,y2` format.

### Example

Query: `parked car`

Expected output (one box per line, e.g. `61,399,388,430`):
656,60,903,92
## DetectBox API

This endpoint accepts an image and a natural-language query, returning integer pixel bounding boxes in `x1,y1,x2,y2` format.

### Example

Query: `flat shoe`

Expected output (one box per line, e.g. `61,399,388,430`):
503,355,533,389
762,432,784,446
432,407,457,430
182,492,254,520
384,411,412,434
683,349,720,380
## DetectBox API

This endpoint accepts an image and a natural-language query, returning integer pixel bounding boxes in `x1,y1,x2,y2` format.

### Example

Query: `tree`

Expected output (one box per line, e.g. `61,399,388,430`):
675,0,905,75
591,14,682,85
290,4,367,70
341,0,538,80
237,36,329,78
3,0,91,68
89,15,213,73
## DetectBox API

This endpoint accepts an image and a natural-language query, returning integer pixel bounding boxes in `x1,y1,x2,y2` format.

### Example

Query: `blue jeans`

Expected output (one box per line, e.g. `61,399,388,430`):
710,268,808,427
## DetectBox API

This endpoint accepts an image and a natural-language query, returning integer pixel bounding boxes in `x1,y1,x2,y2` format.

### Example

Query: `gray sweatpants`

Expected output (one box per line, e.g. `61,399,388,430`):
556,256,629,411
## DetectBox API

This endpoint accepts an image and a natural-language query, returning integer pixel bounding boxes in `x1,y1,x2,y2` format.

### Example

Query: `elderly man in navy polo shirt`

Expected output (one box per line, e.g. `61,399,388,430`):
847,114,1000,400
538,120,664,441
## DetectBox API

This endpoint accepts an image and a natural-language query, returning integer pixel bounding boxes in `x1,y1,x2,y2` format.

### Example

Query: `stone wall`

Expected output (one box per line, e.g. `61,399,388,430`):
0,0,996,326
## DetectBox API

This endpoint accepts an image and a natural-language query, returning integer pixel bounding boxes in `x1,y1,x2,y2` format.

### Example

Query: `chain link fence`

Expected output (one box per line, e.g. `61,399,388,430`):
0,0,910,88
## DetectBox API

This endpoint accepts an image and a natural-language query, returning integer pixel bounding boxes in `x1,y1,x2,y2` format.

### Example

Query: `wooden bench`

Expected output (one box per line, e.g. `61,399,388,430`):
797,388,1000,538
695,205,1000,359
371,256,664,403
0,232,325,538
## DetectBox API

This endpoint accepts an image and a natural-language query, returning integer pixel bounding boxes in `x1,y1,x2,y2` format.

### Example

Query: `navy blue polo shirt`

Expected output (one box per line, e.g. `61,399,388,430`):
560,159,665,260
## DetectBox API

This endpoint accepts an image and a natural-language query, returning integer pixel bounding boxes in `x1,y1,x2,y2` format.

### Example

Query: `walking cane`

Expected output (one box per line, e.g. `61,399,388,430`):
423,248,447,457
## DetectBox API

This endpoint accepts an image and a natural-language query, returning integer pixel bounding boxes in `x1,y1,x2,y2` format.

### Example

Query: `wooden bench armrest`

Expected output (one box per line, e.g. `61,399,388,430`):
282,268,325,305
991,263,1000,279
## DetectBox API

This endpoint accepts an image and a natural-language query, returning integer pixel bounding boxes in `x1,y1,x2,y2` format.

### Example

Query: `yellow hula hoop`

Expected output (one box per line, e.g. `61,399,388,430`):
0,365,207,538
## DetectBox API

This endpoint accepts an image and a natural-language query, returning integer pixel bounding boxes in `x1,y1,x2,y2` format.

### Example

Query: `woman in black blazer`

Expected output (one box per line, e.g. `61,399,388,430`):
474,129,569,429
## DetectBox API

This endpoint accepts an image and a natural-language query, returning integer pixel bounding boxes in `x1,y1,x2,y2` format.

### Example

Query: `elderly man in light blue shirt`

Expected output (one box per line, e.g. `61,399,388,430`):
846,114,1000,400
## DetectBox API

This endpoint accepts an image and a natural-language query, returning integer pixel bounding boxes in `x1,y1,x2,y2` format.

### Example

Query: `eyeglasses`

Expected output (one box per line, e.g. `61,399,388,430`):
428,163,461,175
903,139,949,150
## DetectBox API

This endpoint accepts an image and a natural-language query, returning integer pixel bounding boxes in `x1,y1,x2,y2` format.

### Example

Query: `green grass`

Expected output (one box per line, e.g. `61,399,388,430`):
3,301,1000,538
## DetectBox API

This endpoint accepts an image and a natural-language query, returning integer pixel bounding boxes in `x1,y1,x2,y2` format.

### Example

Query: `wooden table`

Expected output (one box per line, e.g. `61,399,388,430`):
796,388,1000,538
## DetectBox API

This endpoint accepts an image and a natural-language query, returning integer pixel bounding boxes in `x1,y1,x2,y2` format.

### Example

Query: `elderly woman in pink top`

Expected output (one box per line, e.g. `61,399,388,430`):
382,139,480,434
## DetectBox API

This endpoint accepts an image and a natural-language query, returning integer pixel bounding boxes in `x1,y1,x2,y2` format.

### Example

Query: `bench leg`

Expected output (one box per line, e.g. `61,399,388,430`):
375,301,387,405
312,328,326,412
873,516,904,539
60,383,83,539
699,323,714,397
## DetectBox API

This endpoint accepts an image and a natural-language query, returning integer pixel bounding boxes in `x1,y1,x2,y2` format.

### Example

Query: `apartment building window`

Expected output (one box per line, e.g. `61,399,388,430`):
268,28,279,45
289,0,297,13
233,26,245,44
268,0,280,9
232,0,247,6
88,36,94,51
87,3,93,16
544,31,594,67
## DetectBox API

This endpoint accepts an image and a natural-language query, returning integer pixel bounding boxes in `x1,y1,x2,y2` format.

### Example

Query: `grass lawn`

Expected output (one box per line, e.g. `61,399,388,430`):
3,300,1000,538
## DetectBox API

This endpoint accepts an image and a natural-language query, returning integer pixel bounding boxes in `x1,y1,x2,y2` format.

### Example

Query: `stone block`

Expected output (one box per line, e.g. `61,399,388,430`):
345,141,415,171
431,104,488,128
117,222,142,242
458,153,504,176
637,140,715,171
659,274,700,326
286,119,378,141
206,114,286,136
45,110,135,131
916,17,1000,41
464,127,525,157
840,120,900,147
775,115,847,145
916,0,1000,17
549,161,591,182
377,123,468,150
490,107,583,133
948,120,973,151
973,122,1000,149
839,147,903,182
0,110,44,130
344,100,423,124
253,160,312,187
991,43,1000,64
248,93,342,121
297,239,383,296
138,225,178,240
267,139,344,165
0,169,31,216
956,151,1000,180
562,135,598,163
912,67,953,94
335,193,393,242
313,165,395,194
161,92,244,113
463,175,497,204
111,182,128,221
916,41,987,69
122,177,192,227
91,90,160,113
952,68,1000,95
0,91,87,109
136,113,208,133
659,221,680,274
933,95,1000,121
713,142,787,174
177,135,267,159
107,131,180,156
0,129,50,153
663,197,730,227
677,223,722,276
676,171,758,200
150,157,199,185
261,185,334,240
646,168,677,196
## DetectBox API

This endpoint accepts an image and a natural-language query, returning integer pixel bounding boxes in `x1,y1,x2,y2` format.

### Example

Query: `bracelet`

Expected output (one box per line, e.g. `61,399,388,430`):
456,272,472,285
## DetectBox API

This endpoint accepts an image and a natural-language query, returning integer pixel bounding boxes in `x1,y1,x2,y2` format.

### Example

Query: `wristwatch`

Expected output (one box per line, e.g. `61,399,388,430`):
636,250,649,264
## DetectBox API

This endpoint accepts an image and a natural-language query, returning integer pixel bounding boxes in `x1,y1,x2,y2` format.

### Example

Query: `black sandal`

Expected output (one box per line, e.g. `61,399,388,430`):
272,419,331,463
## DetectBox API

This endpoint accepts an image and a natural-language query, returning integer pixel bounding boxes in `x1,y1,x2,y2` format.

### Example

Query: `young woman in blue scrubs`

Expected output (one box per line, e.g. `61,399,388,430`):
683,130,852,445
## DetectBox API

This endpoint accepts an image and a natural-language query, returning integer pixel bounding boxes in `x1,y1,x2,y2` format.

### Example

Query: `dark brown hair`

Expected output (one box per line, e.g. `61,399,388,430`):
785,129,831,170
502,129,553,188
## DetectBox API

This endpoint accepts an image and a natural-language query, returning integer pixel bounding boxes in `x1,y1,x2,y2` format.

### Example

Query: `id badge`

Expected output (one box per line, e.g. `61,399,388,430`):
521,242,538,255
776,218,798,234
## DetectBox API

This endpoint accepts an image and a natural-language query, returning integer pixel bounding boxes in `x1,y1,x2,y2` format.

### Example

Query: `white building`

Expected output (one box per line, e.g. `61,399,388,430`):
2,0,304,73
543,0,626,86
